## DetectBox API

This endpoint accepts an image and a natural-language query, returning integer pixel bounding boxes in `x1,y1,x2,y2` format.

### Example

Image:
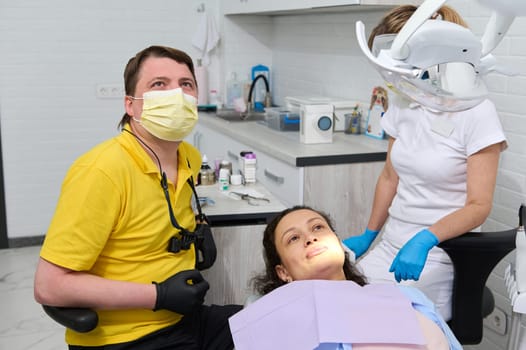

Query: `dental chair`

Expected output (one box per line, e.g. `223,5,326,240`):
438,227,517,344
42,305,98,333
42,211,521,345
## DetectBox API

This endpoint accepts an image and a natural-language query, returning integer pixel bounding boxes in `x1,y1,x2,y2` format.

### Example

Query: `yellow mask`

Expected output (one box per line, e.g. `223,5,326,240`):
134,88,198,141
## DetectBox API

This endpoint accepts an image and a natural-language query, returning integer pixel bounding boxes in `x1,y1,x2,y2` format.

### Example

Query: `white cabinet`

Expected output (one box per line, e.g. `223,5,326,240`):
222,0,263,15
189,124,246,174
256,150,303,207
222,0,421,15
187,124,303,206
187,123,385,235
222,0,356,15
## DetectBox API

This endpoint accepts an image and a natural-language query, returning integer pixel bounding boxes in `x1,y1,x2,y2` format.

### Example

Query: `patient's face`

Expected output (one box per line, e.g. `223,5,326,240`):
274,209,346,282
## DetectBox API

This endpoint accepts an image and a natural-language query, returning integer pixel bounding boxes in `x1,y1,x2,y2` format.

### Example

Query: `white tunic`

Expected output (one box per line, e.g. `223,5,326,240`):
358,98,507,320
384,98,507,244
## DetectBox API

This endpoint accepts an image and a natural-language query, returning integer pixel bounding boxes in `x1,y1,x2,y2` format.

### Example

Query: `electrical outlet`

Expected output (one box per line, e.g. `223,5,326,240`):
96,84,125,99
484,306,507,335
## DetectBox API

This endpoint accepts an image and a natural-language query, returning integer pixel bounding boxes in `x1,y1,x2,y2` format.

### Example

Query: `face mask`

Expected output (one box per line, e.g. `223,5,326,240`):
131,88,198,141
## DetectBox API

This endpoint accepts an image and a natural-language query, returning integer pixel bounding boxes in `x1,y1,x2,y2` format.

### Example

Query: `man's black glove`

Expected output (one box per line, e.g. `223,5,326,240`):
153,269,210,315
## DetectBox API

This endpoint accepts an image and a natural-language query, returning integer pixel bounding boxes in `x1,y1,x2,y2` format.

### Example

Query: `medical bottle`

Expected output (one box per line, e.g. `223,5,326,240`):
243,153,257,184
198,155,214,186
209,89,220,107
226,72,242,109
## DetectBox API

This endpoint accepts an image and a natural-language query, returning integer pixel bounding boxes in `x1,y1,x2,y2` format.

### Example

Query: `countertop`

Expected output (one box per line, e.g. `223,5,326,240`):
197,182,287,226
198,112,388,167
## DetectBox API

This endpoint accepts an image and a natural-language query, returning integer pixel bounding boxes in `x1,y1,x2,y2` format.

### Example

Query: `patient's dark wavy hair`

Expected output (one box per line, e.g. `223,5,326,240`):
252,205,368,296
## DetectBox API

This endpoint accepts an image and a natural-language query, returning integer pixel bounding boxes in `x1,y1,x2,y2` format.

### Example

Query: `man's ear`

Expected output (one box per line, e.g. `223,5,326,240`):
275,264,292,283
124,96,135,118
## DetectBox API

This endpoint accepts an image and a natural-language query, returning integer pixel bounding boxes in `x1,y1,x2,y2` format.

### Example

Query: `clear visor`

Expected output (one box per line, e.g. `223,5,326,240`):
371,34,397,58
378,63,486,112
370,36,487,112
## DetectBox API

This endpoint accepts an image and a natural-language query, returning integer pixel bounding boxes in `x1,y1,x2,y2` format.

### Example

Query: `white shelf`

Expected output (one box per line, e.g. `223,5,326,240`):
222,0,422,16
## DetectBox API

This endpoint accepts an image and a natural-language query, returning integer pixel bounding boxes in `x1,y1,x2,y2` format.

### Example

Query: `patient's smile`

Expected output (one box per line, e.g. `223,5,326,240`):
306,246,327,259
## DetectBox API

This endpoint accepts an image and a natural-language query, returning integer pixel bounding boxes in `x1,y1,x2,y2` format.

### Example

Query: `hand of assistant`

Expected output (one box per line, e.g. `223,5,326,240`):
389,229,439,282
153,269,210,315
342,228,380,259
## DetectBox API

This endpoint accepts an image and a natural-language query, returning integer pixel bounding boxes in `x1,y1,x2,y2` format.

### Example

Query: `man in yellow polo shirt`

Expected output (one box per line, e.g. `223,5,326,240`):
34,45,242,349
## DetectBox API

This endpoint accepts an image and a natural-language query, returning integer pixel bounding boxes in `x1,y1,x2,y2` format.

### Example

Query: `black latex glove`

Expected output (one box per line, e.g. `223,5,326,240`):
153,269,210,315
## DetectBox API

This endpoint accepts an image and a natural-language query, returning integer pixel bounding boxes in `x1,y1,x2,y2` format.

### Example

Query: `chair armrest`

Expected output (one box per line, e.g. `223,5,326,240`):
438,228,516,344
43,305,98,333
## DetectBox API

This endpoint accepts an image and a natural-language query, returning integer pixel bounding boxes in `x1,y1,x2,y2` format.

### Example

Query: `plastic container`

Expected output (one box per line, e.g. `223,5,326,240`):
243,153,257,184
219,160,233,178
265,108,300,131
344,112,361,134
209,89,220,107
218,168,230,191
230,174,243,186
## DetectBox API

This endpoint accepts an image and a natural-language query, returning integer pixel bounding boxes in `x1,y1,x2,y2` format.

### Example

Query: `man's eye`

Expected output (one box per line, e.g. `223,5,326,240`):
151,81,165,88
313,224,324,231
182,81,195,89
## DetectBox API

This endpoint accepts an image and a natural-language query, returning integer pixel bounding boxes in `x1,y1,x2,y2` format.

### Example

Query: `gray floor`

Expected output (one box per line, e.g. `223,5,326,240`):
0,245,65,349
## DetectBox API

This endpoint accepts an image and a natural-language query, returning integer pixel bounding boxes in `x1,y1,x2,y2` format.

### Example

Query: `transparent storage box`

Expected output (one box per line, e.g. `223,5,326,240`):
265,108,300,131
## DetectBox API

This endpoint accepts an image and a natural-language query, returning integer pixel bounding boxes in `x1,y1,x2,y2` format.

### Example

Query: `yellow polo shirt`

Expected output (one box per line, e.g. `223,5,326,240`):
40,126,202,346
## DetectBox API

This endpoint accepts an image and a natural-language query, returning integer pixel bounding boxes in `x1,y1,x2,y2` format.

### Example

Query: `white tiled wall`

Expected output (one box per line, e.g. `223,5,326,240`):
0,0,222,239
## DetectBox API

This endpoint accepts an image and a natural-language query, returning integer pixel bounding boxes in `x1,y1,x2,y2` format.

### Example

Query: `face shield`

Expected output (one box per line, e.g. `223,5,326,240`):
358,19,488,112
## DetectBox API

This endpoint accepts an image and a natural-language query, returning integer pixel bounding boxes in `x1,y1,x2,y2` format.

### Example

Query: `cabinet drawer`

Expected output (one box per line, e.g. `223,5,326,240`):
255,151,303,206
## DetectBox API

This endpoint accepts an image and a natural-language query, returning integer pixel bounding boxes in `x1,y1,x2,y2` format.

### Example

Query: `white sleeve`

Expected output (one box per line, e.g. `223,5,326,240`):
463,99,507,156
380,102,400,138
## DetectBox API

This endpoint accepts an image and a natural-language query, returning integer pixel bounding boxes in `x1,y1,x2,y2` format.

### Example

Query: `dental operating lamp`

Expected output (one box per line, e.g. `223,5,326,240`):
356,0,525,112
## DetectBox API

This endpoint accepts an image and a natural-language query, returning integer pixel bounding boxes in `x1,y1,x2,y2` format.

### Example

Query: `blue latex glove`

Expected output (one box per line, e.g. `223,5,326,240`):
389,229,439,282
342,228,380,259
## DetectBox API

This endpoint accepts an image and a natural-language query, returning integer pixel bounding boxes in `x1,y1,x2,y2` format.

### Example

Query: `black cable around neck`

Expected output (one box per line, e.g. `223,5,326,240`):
122,129,164,179
121,128,204,228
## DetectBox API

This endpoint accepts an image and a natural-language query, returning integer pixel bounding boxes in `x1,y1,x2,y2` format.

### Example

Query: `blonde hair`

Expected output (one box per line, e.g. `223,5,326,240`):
367,5,468,49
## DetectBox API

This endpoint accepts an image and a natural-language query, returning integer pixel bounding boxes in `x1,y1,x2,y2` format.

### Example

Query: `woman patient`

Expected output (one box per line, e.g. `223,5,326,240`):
244,206,461,350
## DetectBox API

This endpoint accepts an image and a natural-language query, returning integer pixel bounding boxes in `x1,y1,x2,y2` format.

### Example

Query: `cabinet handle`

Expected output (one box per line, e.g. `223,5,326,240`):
264,169,284,184
227,150,239,161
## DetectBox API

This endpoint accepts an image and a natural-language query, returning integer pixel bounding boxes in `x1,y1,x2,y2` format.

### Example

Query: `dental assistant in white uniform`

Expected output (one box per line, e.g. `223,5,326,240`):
345,95,507,320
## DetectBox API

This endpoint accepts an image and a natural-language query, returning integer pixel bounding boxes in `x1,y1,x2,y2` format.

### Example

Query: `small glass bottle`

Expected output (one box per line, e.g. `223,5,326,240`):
198,155,214,185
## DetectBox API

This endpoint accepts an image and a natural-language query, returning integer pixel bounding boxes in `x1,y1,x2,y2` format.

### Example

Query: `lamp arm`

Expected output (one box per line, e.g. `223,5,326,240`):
481,12,515,57
390,0,448,60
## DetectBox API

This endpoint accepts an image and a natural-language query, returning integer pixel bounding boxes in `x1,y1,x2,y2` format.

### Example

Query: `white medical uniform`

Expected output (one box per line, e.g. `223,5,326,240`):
358,98,507,321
